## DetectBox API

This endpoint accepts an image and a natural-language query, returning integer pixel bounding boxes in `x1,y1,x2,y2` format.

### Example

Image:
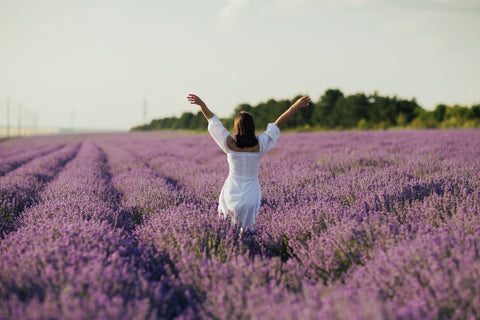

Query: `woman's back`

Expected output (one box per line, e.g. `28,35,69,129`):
207,115,280,228
187,93,310,229
226,151,262,180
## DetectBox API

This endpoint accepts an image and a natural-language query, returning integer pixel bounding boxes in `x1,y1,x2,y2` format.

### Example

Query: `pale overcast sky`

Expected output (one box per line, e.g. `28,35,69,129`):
1,0,479,130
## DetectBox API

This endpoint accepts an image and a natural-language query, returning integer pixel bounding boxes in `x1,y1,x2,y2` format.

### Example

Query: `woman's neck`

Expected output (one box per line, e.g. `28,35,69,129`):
227,136,259,152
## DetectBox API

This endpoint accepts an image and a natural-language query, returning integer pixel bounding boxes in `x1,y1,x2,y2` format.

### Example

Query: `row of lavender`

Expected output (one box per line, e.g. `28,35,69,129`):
0,136,193,319
1,129,479,319
128,129,480,319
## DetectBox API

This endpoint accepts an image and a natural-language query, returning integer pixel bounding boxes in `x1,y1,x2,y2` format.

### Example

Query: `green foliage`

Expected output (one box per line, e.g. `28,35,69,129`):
131,111,208,131
433,104,447,122
312,89,344,128
409,103,480,129
130,90,479,132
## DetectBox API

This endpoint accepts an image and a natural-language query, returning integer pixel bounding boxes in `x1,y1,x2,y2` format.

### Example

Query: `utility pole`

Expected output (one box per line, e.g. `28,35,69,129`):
143,99,147,124
70,108,74,133
24,106,28,136
6,98,10,138
34,112,38,135
17,104,22,137
30,111,35,136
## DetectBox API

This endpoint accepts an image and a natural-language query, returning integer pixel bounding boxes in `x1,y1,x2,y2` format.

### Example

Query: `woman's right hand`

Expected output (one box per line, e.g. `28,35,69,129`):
187,94,214,120
187,94,206,108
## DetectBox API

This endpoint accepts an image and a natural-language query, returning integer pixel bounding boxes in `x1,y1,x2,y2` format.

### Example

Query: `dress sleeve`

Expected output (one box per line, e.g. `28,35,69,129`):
207,115,229,154
258,122,280,155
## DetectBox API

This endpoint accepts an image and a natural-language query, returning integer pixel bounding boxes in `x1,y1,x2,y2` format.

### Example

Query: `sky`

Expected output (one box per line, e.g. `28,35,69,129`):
0,0,479,131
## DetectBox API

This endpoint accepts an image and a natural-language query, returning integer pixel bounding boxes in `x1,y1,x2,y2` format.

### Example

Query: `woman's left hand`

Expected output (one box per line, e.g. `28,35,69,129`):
293,96,311,109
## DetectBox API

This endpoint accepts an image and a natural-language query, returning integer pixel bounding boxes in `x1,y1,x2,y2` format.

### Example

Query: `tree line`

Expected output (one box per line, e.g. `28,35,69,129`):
131,89,480,132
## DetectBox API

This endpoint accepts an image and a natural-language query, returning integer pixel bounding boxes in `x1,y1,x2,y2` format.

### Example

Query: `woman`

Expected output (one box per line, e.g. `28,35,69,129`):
187,94,311,231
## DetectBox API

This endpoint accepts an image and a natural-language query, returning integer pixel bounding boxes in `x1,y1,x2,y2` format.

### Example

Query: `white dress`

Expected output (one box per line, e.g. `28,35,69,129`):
207,116,281,228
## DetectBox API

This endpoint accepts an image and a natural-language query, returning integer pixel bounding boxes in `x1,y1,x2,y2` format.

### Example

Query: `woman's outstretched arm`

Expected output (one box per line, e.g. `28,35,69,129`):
274,96,311,129
187,94,214,120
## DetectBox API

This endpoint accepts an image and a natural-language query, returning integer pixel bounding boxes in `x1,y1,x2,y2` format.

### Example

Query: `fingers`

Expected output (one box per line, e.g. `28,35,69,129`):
187,94,198,104
297,96,311,108
298,96,310,102
187,94,205,107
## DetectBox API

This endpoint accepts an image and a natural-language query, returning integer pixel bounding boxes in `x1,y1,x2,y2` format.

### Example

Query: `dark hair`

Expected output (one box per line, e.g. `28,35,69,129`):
234,111,258,148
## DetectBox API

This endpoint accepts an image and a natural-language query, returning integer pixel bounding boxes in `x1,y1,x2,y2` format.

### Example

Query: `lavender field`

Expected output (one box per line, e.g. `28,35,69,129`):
0,129,479,319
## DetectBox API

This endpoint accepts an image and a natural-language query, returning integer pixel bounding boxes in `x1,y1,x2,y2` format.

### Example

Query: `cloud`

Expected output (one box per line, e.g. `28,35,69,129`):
215,0,249,27
381,18,421,34
270,0,311,12
267,0,377,13
424,0,480,4
321,0,372,6
418,0,480,6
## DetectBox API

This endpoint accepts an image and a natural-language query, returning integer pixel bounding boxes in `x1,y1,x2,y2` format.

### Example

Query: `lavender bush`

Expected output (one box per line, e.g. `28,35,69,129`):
0,142,81,235
0,129,479,319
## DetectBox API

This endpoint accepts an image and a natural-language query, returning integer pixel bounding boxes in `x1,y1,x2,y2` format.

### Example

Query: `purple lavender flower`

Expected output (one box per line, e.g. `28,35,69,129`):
0,128,478,319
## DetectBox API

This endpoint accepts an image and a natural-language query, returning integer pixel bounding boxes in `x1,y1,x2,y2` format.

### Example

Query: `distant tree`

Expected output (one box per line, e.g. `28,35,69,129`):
179,112,194,129
470,104,480,119
409,109,438,129
189,111,208,130
433,104,447,122
312,89,344,127
396,98,421,123
259,99,278,128
289,94,314,129
357,118,369,130
395,113,408,128
368,96,397,127
332,93,369,129
232,103,253,115
130,90,478,132
445,105,469,120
